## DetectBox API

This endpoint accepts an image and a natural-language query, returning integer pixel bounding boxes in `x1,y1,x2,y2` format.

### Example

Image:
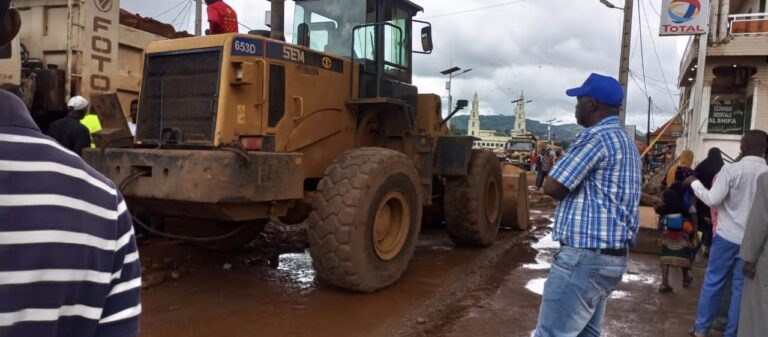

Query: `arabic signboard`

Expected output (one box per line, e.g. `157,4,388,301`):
708,104,747,135
659,0,709,36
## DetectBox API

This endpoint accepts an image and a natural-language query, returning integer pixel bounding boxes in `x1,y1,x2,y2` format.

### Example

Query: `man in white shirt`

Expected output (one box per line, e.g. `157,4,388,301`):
127,100,137,137
685,130,768,337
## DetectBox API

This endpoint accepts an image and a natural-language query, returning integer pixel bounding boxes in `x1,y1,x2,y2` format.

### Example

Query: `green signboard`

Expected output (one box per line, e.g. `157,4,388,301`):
708,103,750,135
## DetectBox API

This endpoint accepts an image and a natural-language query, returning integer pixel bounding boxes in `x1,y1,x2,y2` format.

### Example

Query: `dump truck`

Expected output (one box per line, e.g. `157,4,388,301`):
84,0,529,292
504,134,538,170
0,0,171,131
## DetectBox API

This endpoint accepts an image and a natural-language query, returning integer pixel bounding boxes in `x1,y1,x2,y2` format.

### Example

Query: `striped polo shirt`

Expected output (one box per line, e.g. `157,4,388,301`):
0,91,141,337
548,115,642,249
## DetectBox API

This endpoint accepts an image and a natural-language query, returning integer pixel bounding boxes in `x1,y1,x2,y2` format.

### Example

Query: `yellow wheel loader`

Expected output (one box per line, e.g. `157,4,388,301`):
85,0,528,292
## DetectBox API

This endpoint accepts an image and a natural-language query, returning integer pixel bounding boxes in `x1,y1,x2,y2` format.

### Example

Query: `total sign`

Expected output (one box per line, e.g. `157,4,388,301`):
659,0,709,36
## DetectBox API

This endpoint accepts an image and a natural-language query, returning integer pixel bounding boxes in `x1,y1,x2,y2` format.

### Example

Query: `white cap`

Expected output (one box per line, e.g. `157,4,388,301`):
67,96,89,110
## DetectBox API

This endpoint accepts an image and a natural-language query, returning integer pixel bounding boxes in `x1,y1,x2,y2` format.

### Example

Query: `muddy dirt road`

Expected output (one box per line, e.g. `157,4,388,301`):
137,192,705,337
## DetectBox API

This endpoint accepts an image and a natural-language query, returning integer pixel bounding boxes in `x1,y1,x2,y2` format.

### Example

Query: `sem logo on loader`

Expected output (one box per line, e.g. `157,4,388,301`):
94,0,112,12
266,42,344,73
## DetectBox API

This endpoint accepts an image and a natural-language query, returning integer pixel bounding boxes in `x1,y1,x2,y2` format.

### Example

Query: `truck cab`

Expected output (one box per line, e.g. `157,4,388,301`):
504,134,538,170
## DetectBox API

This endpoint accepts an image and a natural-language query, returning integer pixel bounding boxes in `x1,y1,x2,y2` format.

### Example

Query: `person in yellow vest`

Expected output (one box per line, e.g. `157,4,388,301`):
80,108,102,148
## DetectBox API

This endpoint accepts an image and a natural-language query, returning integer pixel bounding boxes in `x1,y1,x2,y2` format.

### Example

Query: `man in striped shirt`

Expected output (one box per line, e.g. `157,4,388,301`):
0,88,141,336
534,73,642,337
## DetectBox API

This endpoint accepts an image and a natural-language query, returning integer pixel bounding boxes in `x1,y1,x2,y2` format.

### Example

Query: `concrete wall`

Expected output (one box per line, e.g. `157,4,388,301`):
710,36,768,56
754,66,768,130
677,58,767,164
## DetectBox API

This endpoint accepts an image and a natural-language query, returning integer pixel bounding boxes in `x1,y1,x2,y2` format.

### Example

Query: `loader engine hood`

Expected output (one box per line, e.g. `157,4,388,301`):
136,47,223,147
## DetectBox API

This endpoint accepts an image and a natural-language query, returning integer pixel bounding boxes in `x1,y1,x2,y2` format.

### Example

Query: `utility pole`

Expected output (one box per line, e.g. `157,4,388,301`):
600,0,633,126
617,0,633,126
195,0,202,36
546,118,558,142
646,96,652,146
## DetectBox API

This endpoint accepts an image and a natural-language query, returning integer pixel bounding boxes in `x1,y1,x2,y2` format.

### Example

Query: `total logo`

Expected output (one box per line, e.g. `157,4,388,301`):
668,0,701,24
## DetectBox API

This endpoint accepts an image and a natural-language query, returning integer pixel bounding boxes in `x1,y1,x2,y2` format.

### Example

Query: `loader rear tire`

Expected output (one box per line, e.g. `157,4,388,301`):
444,150,503,247
307,148,422,292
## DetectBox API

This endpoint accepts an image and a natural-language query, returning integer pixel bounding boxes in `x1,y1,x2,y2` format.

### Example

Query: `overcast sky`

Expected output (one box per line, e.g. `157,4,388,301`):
122,0,688,131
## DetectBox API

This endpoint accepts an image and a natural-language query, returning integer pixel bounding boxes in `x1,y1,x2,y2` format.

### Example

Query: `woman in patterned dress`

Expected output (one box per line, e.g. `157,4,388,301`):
656,185,698,293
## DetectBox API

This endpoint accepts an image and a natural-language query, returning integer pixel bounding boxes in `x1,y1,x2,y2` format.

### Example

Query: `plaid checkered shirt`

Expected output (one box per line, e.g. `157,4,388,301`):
548,115,642,249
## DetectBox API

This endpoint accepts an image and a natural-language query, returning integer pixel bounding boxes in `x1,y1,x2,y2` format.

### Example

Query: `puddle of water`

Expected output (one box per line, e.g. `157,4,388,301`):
275,251,317,291
525,277,547,295
531,233,559,250
622,273,657,285
522,255,552,270
610,290,630,299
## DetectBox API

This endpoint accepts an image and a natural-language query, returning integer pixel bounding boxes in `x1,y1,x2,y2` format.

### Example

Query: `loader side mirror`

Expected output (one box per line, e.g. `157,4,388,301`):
440,99,470,126
420,26,433,53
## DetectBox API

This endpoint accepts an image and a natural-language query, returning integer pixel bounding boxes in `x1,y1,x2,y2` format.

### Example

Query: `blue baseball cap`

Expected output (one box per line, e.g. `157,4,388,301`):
565,73,624,108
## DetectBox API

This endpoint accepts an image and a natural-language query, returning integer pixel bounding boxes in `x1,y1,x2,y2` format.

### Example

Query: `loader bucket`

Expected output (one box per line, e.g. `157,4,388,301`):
500,164,530,230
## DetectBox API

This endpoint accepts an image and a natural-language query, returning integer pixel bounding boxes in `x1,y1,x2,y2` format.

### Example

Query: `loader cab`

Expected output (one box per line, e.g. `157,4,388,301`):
292,0,430,101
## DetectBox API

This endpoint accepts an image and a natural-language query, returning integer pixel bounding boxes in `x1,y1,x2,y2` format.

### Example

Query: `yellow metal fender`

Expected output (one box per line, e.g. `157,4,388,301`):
501,163,531,230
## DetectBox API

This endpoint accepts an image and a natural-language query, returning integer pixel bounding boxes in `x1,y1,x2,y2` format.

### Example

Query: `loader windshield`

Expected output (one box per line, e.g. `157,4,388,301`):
293,0,366,57
506,141,534,152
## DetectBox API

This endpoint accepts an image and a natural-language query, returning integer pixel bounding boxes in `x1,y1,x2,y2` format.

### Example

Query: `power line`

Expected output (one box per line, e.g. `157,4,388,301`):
170,0,192,28
642,0,679,111
629,71,680,94
154,0,189,19
629,71,680,93
181,2,192,32
239,22,255,31
629,70,675,86
421,0,527,20
647,0,661,17
636,0,649,99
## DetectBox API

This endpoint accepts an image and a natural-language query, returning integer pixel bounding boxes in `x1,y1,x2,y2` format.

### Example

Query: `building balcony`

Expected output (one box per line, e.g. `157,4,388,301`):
729,13,768,35
678,11,768,87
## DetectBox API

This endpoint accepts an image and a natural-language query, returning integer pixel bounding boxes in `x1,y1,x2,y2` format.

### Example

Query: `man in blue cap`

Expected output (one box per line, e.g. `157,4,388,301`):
533,73,642,337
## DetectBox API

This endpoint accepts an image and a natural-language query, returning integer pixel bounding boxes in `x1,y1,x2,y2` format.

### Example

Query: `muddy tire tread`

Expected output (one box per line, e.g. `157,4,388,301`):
444,150,502,247
307,147,421,292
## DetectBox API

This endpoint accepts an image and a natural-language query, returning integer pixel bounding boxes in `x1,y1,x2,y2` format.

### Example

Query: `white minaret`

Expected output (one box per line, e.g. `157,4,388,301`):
514,91,527,135
468,92,481,136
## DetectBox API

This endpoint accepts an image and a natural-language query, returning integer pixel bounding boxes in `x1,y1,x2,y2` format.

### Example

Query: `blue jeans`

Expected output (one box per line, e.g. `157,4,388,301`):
694,235,744,337
534,246,628,337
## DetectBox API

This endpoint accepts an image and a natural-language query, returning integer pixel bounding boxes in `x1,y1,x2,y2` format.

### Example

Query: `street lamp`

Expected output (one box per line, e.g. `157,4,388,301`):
546,118,560,142
510,99,533,104
600,0,632,127
599,0,623,10
441,66,472,124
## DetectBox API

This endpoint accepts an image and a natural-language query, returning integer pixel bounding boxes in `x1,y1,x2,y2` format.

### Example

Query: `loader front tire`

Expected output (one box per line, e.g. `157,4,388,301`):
307,148,422,292
444,150,503,247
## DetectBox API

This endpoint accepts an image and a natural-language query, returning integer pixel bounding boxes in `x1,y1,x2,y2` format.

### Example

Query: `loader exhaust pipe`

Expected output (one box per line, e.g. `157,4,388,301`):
270,0,285,41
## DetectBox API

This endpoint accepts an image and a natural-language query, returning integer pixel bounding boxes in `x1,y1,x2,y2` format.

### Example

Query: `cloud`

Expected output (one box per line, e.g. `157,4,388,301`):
122,0,686,131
